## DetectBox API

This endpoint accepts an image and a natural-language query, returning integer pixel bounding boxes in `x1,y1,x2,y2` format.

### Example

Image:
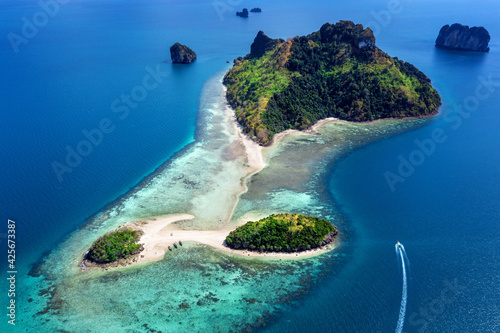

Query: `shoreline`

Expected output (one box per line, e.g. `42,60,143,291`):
81,80,437,271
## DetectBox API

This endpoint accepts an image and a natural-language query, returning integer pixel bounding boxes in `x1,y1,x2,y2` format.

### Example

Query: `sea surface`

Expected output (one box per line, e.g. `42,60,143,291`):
1,0,499,332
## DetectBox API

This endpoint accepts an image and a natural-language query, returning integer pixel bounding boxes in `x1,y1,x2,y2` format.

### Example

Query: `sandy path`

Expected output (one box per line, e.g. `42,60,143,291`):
123,213,335,268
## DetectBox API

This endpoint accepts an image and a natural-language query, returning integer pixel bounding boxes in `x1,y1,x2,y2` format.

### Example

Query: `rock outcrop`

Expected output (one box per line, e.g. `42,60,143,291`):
247,31,284,59
435,24,490,52
170,42,197,64
236,8,248,18
250,8,262,13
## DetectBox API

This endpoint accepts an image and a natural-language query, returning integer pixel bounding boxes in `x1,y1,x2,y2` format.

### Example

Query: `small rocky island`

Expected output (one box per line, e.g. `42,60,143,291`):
225,214,338,253
224,20,441,144
250,8,262,13
236,8,249,18
170,42,197,64
435,23,490,52
86,228,143,264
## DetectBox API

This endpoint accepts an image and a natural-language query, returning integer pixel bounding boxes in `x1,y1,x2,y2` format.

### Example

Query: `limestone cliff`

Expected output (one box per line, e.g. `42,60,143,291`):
436,24,490,52
170,42,197,64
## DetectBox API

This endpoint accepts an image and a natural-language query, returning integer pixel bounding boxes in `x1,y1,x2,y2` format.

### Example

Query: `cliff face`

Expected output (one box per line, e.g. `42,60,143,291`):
436,24,490,52
170,43,197,64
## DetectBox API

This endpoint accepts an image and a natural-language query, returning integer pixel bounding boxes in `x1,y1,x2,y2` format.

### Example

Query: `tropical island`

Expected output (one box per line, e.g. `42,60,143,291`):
225,214,337,253
223,20,442,144
87,228,143,263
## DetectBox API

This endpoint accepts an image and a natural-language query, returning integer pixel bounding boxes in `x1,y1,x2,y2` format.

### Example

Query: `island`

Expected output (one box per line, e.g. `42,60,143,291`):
225,214,338,253
435,23,490,52
170,42,197,64
86,228,143,263
236,8,249,18
250,8,262,13
223,20,442,144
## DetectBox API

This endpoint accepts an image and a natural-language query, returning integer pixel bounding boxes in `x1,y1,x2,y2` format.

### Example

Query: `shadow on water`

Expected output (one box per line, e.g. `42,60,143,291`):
432,46,488,68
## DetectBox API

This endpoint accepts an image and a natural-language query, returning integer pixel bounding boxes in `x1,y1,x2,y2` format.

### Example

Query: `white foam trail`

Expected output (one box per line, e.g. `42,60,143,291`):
395,244,407,333
400,245,411,277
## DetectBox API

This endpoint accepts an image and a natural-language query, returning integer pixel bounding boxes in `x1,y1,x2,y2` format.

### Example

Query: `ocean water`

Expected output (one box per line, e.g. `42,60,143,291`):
2,0,499,332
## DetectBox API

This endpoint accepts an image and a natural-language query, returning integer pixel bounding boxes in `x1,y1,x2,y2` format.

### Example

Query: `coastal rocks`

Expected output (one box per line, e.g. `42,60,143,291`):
247,31,284,59
435,24,490,52
321,230,338,247
250,8,262,13
236,8,248,17
170,42,197,64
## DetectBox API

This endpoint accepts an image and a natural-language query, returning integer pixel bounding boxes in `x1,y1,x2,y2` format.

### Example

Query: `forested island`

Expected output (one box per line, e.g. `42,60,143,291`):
224,20,442,144
225,214,338,253
87,229,143,263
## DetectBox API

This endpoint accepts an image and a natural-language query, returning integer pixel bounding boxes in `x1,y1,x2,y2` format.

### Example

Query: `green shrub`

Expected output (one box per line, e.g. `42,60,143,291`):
88,229,143,263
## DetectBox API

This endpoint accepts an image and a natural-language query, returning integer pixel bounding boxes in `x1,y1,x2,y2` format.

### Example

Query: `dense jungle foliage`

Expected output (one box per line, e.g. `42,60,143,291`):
225,214,337,252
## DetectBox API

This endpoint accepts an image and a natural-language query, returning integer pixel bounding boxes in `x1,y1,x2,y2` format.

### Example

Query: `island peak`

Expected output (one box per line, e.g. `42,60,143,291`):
248,31,284,59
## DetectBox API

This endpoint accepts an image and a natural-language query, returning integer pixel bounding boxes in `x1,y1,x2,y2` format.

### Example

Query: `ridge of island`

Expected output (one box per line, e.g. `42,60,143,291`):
223,20,442,145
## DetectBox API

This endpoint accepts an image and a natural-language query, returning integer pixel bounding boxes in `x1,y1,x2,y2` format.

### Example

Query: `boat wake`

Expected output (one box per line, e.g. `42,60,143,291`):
395,242,409,333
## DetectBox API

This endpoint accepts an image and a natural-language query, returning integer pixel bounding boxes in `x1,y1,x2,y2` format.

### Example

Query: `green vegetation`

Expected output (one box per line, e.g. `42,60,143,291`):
225,214,337,252
224,21,441,144
87,229,143,263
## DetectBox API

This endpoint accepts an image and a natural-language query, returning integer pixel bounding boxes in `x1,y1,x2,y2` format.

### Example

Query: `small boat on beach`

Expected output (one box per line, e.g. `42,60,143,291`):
179,241,182,246
168,246,172,251
174,243,178,249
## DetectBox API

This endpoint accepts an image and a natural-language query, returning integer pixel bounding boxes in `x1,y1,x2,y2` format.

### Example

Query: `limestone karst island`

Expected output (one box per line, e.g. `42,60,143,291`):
435,23,490,52
224,20,441,144
170,42,197,64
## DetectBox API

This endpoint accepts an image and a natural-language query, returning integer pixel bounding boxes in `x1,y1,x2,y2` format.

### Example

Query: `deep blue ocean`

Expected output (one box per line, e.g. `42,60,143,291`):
1,0,499,332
